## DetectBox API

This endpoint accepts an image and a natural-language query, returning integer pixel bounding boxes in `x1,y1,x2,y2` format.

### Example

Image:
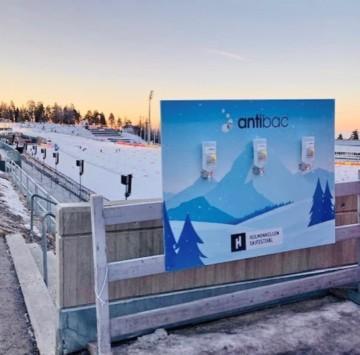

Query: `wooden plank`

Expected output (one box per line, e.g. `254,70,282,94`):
335,224,360,242
108,255,165,282
336,212,358,226
90,195,112,355
103,223,360,284
335,195,358,213
61,229,358,307
103,200,162,225
110,266,360,337
335,181,360,197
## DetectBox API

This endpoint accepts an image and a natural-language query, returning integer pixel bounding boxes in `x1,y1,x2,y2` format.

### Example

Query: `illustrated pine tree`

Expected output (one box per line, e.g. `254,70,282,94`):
308,178,324,226
175,214,206,269
163,205,178,270
322,180,335,222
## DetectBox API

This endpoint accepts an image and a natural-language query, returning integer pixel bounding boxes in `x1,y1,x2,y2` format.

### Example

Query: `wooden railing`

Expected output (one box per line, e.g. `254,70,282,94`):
90,181,360,354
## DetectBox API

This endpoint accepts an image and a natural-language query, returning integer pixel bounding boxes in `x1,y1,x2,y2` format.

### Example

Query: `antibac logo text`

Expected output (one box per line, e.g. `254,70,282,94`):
237,114,288,129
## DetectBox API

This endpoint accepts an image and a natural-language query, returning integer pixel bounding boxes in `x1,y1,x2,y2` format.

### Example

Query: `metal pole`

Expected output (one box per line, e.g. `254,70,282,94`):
41,212,55,285
148,90,153,144
30,194,57,241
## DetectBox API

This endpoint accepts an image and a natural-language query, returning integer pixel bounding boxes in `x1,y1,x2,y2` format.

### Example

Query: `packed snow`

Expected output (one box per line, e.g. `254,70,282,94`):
14,124,162,201
335,163,360,183
0,172,29,220
0,172,30,234
114,296,360,354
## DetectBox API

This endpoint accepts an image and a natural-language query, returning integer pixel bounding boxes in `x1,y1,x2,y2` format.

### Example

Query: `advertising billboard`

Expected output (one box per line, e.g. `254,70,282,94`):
161,99,335,272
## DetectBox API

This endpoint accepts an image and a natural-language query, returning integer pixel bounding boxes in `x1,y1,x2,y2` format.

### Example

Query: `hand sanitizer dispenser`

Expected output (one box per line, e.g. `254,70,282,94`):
253,138,267,176
299,136,315,172
201,141,216,180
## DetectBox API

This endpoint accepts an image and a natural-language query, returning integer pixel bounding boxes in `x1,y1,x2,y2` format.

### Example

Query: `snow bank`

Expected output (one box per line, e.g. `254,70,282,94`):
0,173,29,220
0,172,30,233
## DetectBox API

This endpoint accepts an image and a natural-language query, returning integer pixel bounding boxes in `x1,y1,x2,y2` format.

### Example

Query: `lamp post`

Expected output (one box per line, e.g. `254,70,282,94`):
147,90,154,144
76,159,84,199
40,148,46,182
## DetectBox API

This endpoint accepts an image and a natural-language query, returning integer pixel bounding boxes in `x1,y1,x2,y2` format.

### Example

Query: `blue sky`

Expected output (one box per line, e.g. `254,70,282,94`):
0,0,358,132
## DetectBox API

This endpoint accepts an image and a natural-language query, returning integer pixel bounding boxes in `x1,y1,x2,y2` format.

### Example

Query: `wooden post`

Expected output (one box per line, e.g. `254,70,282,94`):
90,195,112,355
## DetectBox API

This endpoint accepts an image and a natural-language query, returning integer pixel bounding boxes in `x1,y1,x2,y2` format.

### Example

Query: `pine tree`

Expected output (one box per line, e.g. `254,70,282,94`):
108,113,115,128
337,133,343,140
322,181,334,222
175,214,206,270
350,129,359,140
163,205,177,270
308,178,324,226
99,112,106,126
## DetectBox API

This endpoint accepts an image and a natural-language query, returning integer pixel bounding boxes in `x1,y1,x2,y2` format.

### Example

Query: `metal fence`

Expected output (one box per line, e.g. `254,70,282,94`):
5,160,58,233
0,140,21,164
23,153,95,202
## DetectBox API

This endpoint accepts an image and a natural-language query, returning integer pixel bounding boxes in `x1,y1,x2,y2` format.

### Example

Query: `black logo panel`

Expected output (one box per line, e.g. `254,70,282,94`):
231,233,246,252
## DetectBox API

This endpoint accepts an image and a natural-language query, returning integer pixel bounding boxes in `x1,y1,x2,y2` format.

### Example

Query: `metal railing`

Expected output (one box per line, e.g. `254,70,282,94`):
22,153,95,201
5,160,58,233
30,194,57,241
41,212,56,285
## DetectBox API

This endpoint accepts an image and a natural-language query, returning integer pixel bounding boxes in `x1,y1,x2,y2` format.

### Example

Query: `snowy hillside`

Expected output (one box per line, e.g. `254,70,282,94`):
13,124,161,200
13,122,145,144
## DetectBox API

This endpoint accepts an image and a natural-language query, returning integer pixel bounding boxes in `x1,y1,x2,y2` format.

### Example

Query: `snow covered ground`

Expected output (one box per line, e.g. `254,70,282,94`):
0,172,30,234
114,296,360,355
335,163,360,183
14,124,162,201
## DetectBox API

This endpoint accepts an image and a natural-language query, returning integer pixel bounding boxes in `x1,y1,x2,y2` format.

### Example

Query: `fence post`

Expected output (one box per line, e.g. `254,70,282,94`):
20,165,23,193
47,196,51,231
90,195,112,355
35,185,39,214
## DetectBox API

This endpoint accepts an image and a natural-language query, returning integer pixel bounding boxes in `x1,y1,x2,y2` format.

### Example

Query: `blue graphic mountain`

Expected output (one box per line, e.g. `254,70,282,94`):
205,143,272,217
249,151,334,205
166,143,333,224
168,196,238,224
302,168,334,190
166,178,217,209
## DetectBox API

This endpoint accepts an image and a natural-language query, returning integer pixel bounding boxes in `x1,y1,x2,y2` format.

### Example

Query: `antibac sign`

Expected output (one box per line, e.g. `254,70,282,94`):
161,99,335,272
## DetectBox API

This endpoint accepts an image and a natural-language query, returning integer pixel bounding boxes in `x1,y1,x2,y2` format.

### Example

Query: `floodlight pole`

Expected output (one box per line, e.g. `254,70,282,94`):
147,90,154,144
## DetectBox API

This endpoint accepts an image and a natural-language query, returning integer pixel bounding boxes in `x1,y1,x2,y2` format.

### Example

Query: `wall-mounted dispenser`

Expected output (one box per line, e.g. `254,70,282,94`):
299,136,315,172
253,138,267,176
201,141,216,180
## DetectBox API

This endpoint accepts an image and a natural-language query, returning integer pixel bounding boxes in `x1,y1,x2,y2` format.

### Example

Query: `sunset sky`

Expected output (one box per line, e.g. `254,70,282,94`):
0,0,359,133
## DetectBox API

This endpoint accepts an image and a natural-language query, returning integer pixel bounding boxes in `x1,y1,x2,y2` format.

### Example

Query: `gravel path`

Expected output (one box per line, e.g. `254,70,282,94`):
0,236,38,354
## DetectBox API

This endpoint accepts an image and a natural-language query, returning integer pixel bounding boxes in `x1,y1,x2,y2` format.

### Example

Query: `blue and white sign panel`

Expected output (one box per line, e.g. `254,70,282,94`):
161,99,335,272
